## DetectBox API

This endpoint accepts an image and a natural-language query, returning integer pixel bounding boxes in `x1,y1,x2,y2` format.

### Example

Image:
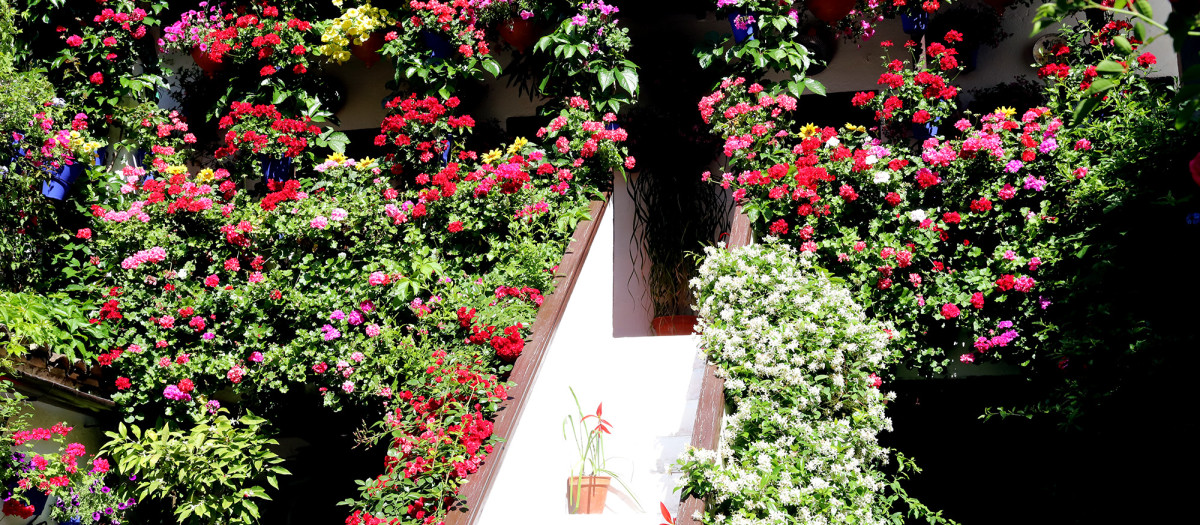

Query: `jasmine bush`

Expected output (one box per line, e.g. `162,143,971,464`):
679,241,947,525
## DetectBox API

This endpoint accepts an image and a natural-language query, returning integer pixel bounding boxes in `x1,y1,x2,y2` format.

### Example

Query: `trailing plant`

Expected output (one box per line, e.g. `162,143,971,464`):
697,0,825,98
699,20,1196,385
0,291,109,362
373,0,502,98
679,240,952,525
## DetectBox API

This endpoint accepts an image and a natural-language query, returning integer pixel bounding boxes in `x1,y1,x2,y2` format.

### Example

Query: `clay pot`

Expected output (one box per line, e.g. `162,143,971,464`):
566,475,610,514
499,18,539,53
807,0,857,24
651,315,698,336
350,32,385,68
191,46,224,77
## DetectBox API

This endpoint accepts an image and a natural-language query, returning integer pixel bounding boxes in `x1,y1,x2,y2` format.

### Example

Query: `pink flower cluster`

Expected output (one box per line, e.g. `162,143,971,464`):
120,246,167,269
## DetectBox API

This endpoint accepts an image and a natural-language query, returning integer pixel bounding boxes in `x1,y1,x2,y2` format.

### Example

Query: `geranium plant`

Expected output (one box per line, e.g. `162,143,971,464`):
5,423,135,524
215,101,322,160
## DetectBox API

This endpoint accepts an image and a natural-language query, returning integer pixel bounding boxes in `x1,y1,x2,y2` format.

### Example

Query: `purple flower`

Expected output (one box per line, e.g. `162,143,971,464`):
330,309,345,321
570,14,587,26
202,332,215,340
1038,137,1058,153
347,310,364,326
321,324,341,341
1004,159,1023,173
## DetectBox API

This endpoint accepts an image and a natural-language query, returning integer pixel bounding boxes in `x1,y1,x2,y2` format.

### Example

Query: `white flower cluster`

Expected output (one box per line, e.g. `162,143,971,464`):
677,241,899,524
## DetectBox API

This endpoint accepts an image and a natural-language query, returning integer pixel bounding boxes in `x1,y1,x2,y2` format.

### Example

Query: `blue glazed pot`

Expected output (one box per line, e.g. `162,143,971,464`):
40,154,100,200
728,12,756,43
421,30,453,59
259,155,294,183
900,11,928,34
912,120,940,141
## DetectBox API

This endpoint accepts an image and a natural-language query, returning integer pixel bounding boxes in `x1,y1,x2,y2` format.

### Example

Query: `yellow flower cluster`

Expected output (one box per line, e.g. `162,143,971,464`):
318,3,395,64
68,131,104,158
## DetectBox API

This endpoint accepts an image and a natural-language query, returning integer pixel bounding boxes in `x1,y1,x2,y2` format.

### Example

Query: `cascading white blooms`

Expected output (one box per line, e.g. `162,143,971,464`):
678,239,900,525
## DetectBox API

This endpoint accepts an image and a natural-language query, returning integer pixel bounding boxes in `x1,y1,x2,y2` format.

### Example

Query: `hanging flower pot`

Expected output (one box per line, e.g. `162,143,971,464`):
41,155,99,200
727,12,756,43
350,32,386,68
900,9,929,34
191,46,225,77
566,475,610,514
499,17,539,53
259,155,294,183
421,30,454,59
651,315,698,336
807,0,857,24
911,120,940,141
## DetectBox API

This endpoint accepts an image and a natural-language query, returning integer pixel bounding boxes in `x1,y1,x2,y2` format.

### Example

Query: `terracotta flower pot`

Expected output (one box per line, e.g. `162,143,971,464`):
807,0,856,24
566,475,610,514
350,32,385,68
191,46,224,77
651,315,698,336
499,18,538,53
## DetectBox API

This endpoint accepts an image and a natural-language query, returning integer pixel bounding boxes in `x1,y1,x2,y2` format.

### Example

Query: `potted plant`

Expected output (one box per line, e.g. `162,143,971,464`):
213,101,322,181
563,388,637,514
625,101,730,335
927,2,1009,73
532,1,638,115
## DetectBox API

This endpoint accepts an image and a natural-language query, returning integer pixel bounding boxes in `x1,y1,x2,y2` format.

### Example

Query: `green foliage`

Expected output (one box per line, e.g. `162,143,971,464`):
0,291,109,361
696,1,823,98
532,3,638,114
103,412,290,525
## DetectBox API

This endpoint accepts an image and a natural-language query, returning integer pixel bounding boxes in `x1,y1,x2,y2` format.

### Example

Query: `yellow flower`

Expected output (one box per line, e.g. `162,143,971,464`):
995,106,1017,119
799,123,820,138
844,123,866,133
166,165,189,176
356,157,377,170
482,149,503,164
328,152,348,165
505,137,529,156
195,168,215,182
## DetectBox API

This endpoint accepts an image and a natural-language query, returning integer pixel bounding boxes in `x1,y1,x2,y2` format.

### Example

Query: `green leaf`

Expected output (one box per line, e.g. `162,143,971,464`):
1113,36,1133,55
481,59,501,77
1084,78,1116,97
616,69,638,96
1072,96,1102,124
597,69,614,90
1133,0,1152,17
1134,22,1147,44
1095,60,1126,75
803,77,826,96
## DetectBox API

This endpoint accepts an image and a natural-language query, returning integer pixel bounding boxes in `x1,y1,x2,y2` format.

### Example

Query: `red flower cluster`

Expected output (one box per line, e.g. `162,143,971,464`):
216,102,320,158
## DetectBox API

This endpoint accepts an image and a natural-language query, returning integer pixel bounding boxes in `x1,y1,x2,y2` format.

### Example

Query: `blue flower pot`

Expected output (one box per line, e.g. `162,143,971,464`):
421,30,453,59
728,12,756,43
40,154,100,200
259,155,293,183
912,121,940,140
901,11,928,34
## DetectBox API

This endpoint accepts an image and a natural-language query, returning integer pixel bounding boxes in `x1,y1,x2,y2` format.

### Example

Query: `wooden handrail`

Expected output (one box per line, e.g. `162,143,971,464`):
444,196,610,525
677,207,753,525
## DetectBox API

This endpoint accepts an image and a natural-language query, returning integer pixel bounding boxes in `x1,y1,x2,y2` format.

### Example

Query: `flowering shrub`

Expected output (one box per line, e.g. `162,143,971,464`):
341,350,507,524
193,2,315,75
315,3,396,63
4,423,135,524
854,32,964,138
47,0,164,129
532,0,638,113
158,0,228,54
376,0,502,97
678,241,948,524
701,21,1191,375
